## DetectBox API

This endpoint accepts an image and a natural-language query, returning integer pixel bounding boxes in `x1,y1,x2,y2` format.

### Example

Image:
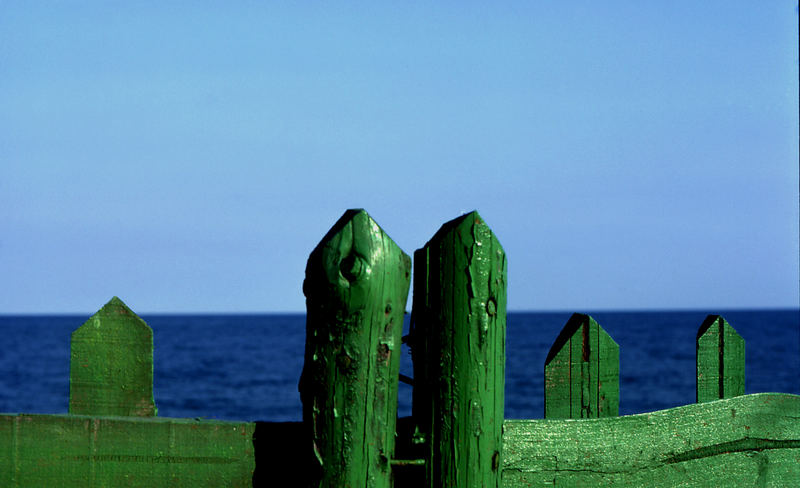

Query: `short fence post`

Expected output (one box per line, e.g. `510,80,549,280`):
410,211,506,488
696,315,745,403
299,209,411,488
69,296,156,417
544,313,619,419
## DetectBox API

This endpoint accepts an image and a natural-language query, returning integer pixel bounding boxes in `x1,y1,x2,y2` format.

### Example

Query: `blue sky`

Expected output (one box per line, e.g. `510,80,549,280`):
1,2,798,313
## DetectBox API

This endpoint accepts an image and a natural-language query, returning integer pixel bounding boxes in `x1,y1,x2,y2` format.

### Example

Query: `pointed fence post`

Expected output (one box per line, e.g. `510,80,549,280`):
69,296,156,417
544,313,619,419
696,315,745,403
299,209,411,488
409,211,507,488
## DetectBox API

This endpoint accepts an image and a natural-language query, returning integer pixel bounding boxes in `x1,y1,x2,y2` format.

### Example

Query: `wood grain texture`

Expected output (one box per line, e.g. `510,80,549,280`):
503,393,800,487
544,313,619,419
697,315,745,403
300,209,411,488
69,297,156,417
0,414,254,487
410,211,507,488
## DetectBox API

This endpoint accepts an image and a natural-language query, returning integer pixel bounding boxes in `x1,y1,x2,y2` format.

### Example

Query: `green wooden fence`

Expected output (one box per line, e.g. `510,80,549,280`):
1,209,798,487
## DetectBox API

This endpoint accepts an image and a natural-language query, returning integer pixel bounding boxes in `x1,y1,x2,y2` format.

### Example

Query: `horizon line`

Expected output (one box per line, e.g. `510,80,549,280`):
1,306,798,317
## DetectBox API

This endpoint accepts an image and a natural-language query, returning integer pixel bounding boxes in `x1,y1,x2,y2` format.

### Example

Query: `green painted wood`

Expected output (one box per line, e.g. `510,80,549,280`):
0,414,255,487
410,211,507,488
299,209,411,488
69,297,156,417
697,315,745,403
502,392,800,487
544,313,619,419
4,394,797,488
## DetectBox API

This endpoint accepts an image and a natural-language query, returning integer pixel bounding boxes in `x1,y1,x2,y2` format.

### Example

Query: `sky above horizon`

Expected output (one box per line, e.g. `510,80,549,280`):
2,2,798,314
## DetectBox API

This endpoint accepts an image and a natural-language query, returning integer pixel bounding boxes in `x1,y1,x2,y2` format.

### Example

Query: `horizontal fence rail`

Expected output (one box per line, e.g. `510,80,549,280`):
503,393,800,486
1,208,798,487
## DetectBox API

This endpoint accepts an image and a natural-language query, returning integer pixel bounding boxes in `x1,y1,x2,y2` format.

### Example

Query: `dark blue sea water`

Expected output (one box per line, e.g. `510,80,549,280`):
1,311,797,421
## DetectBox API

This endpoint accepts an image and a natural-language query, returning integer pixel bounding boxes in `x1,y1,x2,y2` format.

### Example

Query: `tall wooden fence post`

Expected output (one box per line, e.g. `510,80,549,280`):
299,209,411,488
69,296,156,417
697,315,745,403
544,313,619,419
410,211,506,488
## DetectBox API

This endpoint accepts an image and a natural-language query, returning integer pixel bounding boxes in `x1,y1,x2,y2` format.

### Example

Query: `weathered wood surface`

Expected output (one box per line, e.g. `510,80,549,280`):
3,210,799,487
544,313,619,419
697,315,745,403
300,209,411,488
0,414,255,487
503,393,800,487
69,297,156,417
3,395,799,487
410,211,507,488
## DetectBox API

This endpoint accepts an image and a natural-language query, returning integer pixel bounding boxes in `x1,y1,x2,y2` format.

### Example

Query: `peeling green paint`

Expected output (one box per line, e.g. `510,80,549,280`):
1,211,799,487
503,393,800,487
410,211,507,488
300,209,411,488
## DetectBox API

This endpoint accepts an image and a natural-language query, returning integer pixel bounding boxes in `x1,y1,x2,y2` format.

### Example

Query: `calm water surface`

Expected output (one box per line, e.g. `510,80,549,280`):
1,310,797,420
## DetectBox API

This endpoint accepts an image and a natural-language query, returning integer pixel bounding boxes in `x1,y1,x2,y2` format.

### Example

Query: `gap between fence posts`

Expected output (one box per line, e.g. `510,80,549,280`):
299,209,411,488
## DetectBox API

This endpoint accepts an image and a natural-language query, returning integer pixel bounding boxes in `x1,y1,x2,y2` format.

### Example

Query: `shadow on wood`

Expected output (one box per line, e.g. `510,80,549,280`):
252,421,313,488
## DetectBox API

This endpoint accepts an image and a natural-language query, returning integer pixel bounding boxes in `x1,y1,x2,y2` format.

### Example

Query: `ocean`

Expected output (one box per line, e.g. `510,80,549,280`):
1,310,797,421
